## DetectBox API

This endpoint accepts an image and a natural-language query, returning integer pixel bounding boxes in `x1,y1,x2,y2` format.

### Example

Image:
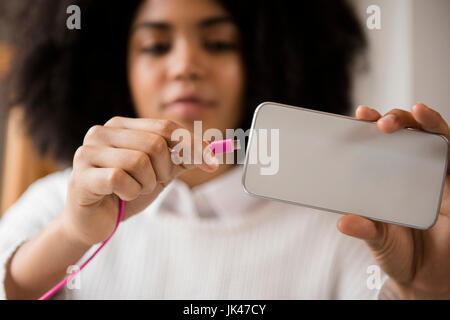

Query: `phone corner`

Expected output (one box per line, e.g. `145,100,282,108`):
437,133,449,145
254,101,273,115
241,171,251,196
420,211,440,230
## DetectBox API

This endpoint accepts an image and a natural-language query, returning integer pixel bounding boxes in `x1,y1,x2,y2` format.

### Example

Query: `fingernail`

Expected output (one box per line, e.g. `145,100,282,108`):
413,103,427,112
382,114,396,123
204,147,219,168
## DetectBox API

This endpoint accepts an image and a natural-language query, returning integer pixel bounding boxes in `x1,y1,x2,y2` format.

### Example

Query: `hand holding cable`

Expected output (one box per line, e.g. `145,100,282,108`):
39,117,240,299
59,117,219,249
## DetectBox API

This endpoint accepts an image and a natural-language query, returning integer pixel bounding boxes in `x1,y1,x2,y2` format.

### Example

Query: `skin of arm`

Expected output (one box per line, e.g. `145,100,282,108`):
4,214,91,300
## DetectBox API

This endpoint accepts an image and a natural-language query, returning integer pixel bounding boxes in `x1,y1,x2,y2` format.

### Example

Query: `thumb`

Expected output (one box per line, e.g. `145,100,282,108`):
337,214,387,251
337,214,417,285
170,139,219,173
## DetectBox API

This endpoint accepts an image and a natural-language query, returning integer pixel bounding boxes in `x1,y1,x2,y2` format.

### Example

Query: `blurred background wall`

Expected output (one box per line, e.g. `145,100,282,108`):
351,0,450,120
0,0,449,209
0,0,29,207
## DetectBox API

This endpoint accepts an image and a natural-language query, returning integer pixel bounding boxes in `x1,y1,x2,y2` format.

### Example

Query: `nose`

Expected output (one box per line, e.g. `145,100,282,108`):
167,38,205,82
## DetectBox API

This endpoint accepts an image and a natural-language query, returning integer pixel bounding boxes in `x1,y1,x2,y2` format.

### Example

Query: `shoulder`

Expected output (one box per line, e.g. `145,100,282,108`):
1,168,72,227
20,167,71,206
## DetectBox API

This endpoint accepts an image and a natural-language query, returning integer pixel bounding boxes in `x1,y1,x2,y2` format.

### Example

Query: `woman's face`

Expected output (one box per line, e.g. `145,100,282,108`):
127,0,245,134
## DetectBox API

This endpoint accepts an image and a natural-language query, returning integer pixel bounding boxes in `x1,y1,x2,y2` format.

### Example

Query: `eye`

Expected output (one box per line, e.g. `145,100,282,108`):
141,43,171,55
204,40,238,53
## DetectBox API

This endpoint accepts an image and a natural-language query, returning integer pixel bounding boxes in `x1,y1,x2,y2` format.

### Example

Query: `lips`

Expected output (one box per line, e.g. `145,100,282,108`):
163,95,215,118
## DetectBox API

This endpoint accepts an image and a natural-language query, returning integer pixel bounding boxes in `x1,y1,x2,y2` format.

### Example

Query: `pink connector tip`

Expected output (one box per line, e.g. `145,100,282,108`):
208,139,241,155
170,139,241,156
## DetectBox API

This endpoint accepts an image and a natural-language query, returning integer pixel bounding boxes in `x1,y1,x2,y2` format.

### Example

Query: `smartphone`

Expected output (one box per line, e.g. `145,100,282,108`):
242,102,448,229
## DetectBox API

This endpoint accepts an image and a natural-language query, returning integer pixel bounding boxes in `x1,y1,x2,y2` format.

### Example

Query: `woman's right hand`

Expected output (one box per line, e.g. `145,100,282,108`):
60,117,219,247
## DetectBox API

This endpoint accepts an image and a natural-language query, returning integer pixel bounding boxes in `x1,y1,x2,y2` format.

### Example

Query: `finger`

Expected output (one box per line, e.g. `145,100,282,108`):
337,214,379,241
376,108,423,134
78,167,143,203
410,103,450,141
355,105,382,121
411,103,450,174
103,117,219,172
74,145,157,195
440,175,450,218
83,126,174,184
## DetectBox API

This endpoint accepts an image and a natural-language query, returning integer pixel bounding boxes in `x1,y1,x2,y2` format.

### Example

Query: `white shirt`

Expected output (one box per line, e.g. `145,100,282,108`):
0,165,392,299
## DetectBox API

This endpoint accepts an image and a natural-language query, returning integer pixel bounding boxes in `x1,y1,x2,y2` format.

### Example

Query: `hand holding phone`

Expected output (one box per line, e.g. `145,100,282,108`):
243,101,450,298
242,102,448,230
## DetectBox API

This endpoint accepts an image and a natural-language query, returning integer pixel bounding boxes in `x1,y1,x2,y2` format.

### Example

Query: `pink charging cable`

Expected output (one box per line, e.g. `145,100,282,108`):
38,199,125,300
38,139,240,300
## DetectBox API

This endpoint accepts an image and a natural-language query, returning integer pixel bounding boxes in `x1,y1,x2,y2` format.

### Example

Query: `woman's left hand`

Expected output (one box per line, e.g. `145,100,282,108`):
337,103,450,299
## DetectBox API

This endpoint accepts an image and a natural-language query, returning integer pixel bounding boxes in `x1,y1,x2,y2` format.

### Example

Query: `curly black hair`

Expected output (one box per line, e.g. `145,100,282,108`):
2,0,366,166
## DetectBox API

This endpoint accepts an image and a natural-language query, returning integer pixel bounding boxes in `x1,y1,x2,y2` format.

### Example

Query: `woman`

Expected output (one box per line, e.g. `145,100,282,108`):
1,0,449,299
